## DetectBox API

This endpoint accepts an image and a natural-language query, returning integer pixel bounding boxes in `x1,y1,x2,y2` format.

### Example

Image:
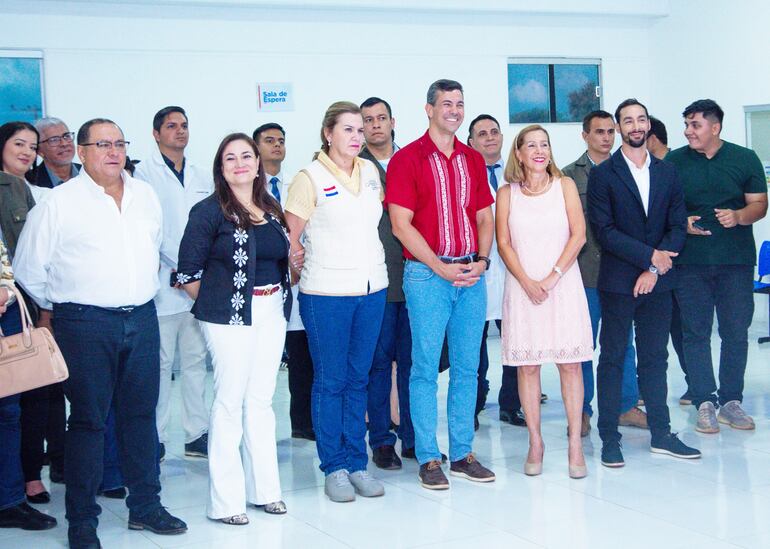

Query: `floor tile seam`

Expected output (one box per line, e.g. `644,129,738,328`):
403,527,547,549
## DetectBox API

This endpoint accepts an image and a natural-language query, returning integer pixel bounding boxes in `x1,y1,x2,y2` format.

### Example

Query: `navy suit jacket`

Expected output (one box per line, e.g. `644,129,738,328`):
586,149,686,295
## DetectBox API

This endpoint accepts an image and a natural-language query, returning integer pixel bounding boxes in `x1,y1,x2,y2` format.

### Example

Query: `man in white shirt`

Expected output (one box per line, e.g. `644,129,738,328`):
135,106,212,460
14,118,187,548
467,114,527,429
253,122,316,440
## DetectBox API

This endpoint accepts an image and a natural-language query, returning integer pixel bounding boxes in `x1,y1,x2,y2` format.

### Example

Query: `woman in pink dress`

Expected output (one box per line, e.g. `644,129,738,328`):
496,124,593,479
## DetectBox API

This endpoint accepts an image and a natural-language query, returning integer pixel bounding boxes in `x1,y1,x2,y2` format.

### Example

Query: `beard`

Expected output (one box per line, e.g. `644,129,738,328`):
623,132,646,148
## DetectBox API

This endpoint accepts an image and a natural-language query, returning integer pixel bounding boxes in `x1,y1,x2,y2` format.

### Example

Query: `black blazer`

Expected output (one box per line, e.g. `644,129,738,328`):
26,162,81,188
176,194,292,325
587,149,686,295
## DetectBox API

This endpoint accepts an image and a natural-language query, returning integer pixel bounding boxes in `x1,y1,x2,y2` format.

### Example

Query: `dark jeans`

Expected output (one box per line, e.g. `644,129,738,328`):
286,330,314,433
675,265,755,408
55,301,162,530
367,301,414,450
670,292,689,390
0,303,24,510
100,407,124,492
300,290,386,475
20,382,66,482
597,291,672,444
439,319,494,416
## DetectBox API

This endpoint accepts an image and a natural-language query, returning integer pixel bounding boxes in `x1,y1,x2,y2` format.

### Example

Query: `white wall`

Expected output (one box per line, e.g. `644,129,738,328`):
1,2,657,177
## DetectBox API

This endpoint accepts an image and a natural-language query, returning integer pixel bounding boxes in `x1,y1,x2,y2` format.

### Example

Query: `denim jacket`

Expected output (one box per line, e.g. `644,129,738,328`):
176,194,292,325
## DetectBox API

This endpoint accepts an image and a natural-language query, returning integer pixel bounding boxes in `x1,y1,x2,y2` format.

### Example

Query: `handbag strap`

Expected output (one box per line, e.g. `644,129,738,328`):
0,285,34,345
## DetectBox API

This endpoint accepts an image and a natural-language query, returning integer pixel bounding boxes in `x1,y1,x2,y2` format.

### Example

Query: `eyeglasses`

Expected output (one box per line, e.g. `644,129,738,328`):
39,132,75,146
80,140,130,151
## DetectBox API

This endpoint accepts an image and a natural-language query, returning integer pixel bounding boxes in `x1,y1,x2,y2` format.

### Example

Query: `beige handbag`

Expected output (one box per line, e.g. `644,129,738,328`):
0,285,68,399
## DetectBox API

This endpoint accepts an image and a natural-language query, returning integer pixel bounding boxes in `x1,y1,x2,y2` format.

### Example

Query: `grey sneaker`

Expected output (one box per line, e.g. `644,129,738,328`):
348,470,385,497
718,400,755,430
324,469,355,503
695,401,719,434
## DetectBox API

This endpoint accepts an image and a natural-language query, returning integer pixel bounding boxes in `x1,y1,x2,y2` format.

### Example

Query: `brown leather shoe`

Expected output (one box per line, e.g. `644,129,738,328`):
580,412,591,437
418,460,449,490
449,453,495,483
619,406,648,429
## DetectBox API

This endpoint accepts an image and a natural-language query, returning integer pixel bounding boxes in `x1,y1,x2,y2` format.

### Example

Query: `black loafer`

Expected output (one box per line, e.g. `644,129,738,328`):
128,507,187,535
372,445,402,470
26,491,51,504
68,524,101,548
0,502,57,530
99,487,127,499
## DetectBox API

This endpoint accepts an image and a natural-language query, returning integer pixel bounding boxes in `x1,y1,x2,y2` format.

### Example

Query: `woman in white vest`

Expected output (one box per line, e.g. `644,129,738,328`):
285,101,388,503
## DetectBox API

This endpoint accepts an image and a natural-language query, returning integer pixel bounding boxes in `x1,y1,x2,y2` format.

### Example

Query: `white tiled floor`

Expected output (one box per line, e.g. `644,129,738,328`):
3,321,770,548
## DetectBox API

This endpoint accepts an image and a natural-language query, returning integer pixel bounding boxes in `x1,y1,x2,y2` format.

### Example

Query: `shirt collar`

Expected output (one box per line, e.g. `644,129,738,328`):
317,150,363,182
417,130,467,160
44,162,79,186
620,148,651,171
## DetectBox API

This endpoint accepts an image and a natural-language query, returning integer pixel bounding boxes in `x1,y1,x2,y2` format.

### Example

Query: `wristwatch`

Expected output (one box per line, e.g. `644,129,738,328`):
478,255,491,271
553,265,564,277
648,265,659,275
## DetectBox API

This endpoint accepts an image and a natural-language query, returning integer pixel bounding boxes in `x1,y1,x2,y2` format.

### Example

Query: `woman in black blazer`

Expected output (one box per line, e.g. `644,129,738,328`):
177,133,292,525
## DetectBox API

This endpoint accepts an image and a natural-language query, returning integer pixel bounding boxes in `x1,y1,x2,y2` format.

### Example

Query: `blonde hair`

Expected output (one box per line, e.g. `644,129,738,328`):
504,124,562,184
318,101,361,156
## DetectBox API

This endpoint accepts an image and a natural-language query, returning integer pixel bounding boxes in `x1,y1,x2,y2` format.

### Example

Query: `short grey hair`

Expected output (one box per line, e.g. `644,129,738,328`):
426,79,463,106
34,117,68,134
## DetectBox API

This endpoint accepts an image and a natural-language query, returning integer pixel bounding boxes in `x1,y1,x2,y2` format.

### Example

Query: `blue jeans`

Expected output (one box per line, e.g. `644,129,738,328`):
100,407,124,492
582,287,639,416
368,301,414,450
0,303,25,510
55,301,162,530
675,265,755,408
403,260,486,465
300,290,386,475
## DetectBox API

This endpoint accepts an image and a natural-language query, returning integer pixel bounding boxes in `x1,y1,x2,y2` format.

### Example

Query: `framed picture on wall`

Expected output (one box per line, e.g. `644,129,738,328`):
0,50,45,125
507,58,601,124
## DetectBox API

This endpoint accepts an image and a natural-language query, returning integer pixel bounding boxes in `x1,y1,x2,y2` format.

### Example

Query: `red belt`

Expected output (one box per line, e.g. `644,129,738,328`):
253,285,281,296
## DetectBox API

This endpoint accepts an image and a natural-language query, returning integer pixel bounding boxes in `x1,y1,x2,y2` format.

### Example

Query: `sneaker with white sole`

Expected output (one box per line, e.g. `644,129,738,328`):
324,469,355,502
695,401,719,434
717,400,755,430
348,470,385,497
650,433,701,460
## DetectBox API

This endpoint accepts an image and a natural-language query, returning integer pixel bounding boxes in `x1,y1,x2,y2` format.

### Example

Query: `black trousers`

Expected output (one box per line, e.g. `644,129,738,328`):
670,292,689,389
286,330,314,432
597,290,672,444
20,382,66,482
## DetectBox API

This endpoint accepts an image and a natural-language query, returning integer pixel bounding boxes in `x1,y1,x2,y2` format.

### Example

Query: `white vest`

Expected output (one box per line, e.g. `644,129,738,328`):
299,158,388,296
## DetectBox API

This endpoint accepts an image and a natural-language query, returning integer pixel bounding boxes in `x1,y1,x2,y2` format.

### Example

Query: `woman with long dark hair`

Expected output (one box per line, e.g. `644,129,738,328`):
177,133,292,524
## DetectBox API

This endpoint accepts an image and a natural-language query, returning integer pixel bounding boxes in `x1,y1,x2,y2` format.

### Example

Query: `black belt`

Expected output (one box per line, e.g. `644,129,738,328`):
439,253,478,265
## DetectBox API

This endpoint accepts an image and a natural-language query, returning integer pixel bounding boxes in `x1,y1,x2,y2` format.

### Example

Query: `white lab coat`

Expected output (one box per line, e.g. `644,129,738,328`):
270,171,304,331
485,161,506,321
135,147,213,316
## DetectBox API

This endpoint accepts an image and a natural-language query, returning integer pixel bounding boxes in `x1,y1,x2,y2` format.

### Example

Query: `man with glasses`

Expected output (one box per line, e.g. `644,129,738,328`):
15,118,188,549
27,117,80,188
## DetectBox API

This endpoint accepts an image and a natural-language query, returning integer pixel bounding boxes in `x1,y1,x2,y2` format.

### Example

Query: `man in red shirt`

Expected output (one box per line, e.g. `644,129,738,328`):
386,79,496,490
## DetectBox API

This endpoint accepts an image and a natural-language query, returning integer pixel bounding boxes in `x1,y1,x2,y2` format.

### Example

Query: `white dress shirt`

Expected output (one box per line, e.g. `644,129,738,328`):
134,147,213,316
621,149,651,214
13,168,163,310
485,159,505,321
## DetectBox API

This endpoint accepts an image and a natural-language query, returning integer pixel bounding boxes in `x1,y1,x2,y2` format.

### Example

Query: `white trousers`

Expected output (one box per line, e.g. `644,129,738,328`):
201,291,286,518
157,311,209,443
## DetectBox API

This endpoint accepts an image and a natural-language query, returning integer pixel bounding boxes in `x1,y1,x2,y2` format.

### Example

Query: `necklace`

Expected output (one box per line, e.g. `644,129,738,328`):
520,178,552,196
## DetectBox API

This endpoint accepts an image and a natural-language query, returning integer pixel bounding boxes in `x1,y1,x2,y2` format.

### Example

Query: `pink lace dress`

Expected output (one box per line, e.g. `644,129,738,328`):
501,178,593,366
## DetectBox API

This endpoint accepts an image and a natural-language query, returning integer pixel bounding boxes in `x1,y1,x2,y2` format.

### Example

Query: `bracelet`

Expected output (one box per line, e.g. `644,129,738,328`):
553,265,564,277
478,256,491,271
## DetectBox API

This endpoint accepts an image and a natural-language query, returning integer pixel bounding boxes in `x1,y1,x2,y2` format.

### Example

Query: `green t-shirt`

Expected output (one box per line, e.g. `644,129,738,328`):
666,141,767,265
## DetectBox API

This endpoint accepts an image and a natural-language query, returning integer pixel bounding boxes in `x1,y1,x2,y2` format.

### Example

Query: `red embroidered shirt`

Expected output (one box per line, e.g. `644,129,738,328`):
385,131,494,260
